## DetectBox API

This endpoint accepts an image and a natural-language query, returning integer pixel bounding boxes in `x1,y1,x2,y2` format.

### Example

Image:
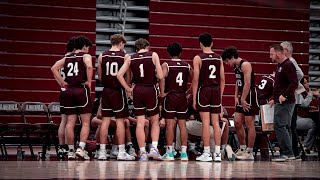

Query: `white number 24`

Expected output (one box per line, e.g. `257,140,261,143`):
67,62,79,77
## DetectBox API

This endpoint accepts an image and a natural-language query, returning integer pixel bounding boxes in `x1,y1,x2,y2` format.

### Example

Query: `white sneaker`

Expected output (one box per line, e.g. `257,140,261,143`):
75,147,90,160
235,149,245,159
236,151,254,161
214,152,222,162
110,150,119,159
225,145,236,161
127,147,137,157
98,149,110,160
196,153,212,162
67,150,76,160
94,150,99,159
117,152,135,161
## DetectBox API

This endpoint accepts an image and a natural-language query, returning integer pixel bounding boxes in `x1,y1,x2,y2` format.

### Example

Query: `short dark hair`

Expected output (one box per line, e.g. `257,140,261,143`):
270,44,284,53
66,36,76,52
199,33,212,47
111,34,127,45
221,46,239,61
75,35,92,50
134,38,150,51
167,43,182,57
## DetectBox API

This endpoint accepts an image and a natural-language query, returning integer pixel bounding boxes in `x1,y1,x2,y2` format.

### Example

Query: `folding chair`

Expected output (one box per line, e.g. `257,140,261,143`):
0,101,34,159
22,102,59,160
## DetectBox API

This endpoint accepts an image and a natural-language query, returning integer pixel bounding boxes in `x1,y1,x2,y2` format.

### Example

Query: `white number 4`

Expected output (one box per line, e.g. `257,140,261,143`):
176,72,183,86
67,62,79,77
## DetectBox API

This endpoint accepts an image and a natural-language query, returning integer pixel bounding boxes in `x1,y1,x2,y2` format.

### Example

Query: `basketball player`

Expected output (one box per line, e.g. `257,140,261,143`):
52,36,76,158
258,71,275,105
51,35,93,160
159,42,193,161
192,33,225,162
97,34,134,161
222,46,259,160
117,38,163,161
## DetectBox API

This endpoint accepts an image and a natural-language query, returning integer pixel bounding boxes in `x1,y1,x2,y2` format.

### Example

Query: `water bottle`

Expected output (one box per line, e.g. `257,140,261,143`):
17,145,23,160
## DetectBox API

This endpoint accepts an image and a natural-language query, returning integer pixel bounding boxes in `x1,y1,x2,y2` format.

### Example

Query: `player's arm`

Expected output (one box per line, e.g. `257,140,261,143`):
220,60,225,100
97,54,102,82
192,56,201,109
51,58,67,88
117,57,132,93
83,54,93,90
186,64,194,94
152,52,164,80
159,62,168,97
124,54,132,86
240,62,252,111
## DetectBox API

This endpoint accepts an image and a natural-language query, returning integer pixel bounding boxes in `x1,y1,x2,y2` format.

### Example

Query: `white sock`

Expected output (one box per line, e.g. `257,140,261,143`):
240,145,246,151
204,146,210,154
79,142,86,149
140,147,146,153
152,141,158,149
246,147,253,153
215,146,221,154
166,145,173,154
68,145,74,151
100,144,106,150
181,146,187,153
119,144,125,153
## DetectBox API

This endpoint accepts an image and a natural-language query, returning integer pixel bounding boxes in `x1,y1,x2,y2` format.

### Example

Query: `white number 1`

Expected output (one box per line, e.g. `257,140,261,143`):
139,64,144,77
176,72,183,86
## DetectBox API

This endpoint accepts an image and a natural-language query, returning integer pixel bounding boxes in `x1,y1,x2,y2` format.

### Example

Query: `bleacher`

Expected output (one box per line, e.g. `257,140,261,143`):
0,0,97,123
148,0,310,113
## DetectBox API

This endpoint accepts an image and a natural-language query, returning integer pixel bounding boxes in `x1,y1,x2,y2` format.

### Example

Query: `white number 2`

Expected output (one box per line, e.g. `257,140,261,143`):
67,62,79,77
139,64,144,77
209,65,216,79
258,79,267,90
176,72,183,86
106,62,118,76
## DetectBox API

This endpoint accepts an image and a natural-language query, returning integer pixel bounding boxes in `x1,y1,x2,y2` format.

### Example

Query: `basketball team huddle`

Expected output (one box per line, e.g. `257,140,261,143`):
51,33,296,162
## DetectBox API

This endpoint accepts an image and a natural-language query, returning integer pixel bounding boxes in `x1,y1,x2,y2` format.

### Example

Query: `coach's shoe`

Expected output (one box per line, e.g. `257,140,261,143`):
127,146,137,158
117,152,135,161
196,153,213,162
148,148,163,161
58,148,67,159
67,150,76,160
189,148,201,156
139,151,149,161
236,151,254,161
180,152,189,161
214,152,222,162
225,145,236,161
75,147,90,160
98,149,110,160
162,152,174,161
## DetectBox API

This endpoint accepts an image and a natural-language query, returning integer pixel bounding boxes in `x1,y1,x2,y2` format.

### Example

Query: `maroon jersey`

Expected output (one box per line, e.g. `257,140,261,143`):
130,51,157,85
64,52,88,87
198,53,221,87
164,60,190,93
234,60,256,93
101,50,126,89
60,52,74,80
257,74,274,105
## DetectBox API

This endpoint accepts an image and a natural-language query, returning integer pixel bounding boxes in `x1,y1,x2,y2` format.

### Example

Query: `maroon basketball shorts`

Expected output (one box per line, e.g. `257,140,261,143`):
63,85,92,115
59,88,66,114
196,86,221,113
133,85,159,117
162,92,188,120
101,87,129,119
235,88,260,116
